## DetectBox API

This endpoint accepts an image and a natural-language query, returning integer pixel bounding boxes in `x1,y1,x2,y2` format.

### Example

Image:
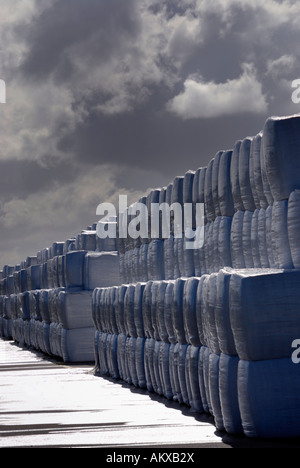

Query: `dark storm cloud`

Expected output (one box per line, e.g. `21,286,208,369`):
21,0,140,83
2,0,300,267
0,159,78,201
57,105,266,178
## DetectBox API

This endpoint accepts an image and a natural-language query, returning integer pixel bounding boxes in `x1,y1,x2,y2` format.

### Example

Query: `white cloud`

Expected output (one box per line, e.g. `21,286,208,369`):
266,55,297,80
167,63,268,119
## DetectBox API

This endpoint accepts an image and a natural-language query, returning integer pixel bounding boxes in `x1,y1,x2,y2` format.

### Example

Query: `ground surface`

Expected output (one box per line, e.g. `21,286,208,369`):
0,339,299,450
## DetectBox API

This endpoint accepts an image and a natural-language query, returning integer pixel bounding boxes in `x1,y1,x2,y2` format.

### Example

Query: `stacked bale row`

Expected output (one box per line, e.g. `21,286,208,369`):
95,114,300,439
93,267,300,438
119,116,300,284
0,225,120,362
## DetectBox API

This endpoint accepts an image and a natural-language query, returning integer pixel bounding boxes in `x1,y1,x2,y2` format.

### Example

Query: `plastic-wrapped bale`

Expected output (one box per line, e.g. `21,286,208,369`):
60,326,95,362
51,242,64,258
26,256,38,268
183,170,195,231
215,269,237,356
49,322,62,358
164,236,175,280
147,239,165,281
218,216,232,269
212,151,223,219
57,290,94,329
131,247,140,283
204,222,213,274
257,208,270,268
185,345,203,413
251,132,269,210
242,211,254,268
288,190,300,268
198,346,212,415
18,269,28,293
136,336,147,389
271,200,293,269
124,283,137,338
75,231,97,251
159,341,173,400
204,159,215,223
105,287,118,335
239,136,256,212
195,274,208,347
114,285,127,336
96,228,117,253
142,281,154,340
192,168,201,226
164,281,176,345
106,333,119,380
63,239,75,254
230,269,300,361
146,188,161,240
173,237,185,278
265,205,277,268
144,338,155,392
156,280,169,343
238,358,300,438
183,277,201,347
250,209,261,268
263,114,300,201
171,176,184,236
83,252,121,290
63,251,86,289
153,340,164,395
172,278,187,345
177,343,189,405
138,243,149,283
47,259,55,289
116,333,127,381
230,140,243,212
218,150,234,217
203,273,220,356
219,353,243,435
209,353,224,431
183,234,195,278
150,281,161,342
127,336,139,387
230,211,245,269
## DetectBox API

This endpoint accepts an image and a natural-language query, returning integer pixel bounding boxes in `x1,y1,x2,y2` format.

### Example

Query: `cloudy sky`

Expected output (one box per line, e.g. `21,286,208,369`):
1,0,300,267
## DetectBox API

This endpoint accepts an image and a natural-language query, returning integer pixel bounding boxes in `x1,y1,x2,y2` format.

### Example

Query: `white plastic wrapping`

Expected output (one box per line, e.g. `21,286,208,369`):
83,252,120,290
219,353,243,435
212,151,223,218
230,211,245,269
209,353,224,431
288,189,300,268
57,290,93,329
239,136,255,212
204,159,215,222
238,358,300,438
218,150,234,217
242,211,254,268
263,114,300,201
230,269,300,361
172,278,187,345
215,269,237,356
230,140,243,212
271,200,293,269
183,277,201,347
